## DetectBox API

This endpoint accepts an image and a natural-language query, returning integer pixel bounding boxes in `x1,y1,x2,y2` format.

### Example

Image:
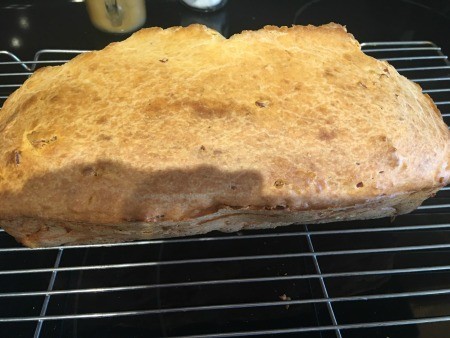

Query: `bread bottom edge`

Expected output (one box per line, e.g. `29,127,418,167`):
0,188,438,248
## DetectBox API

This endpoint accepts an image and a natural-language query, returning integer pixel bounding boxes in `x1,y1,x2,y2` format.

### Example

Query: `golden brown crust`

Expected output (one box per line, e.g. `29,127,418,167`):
0,23,449,247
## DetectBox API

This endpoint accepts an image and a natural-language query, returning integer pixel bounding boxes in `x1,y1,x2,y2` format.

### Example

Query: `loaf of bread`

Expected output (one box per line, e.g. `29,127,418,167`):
1,24,449,247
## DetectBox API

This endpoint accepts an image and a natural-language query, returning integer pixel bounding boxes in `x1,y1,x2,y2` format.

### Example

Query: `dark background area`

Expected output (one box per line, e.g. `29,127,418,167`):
0,0,449,60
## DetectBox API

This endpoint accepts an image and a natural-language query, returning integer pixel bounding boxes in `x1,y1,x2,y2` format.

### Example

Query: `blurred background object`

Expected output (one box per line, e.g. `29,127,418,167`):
180,0,227,12
180,4,228,36
86,0,146,33
1,0,449,61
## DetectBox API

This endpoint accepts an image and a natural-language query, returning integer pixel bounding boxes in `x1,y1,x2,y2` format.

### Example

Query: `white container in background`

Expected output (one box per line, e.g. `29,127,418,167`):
180,0,227,12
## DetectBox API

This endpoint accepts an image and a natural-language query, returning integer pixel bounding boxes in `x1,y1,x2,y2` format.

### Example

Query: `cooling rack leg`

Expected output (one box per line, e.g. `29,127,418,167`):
304,225,343,338
33,248,64,338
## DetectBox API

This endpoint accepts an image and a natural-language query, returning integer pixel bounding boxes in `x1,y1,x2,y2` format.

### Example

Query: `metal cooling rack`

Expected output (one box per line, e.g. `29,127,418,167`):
0,42,450,338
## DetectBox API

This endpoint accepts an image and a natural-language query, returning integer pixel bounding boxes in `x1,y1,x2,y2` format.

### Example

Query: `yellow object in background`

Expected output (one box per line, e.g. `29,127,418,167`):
86,0,146,33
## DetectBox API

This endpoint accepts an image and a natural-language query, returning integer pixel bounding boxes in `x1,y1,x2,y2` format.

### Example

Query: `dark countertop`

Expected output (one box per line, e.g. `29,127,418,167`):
0,0,449,60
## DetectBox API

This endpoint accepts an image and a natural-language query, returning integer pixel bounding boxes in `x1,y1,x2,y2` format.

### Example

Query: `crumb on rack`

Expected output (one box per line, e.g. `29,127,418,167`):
279,294,292,309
